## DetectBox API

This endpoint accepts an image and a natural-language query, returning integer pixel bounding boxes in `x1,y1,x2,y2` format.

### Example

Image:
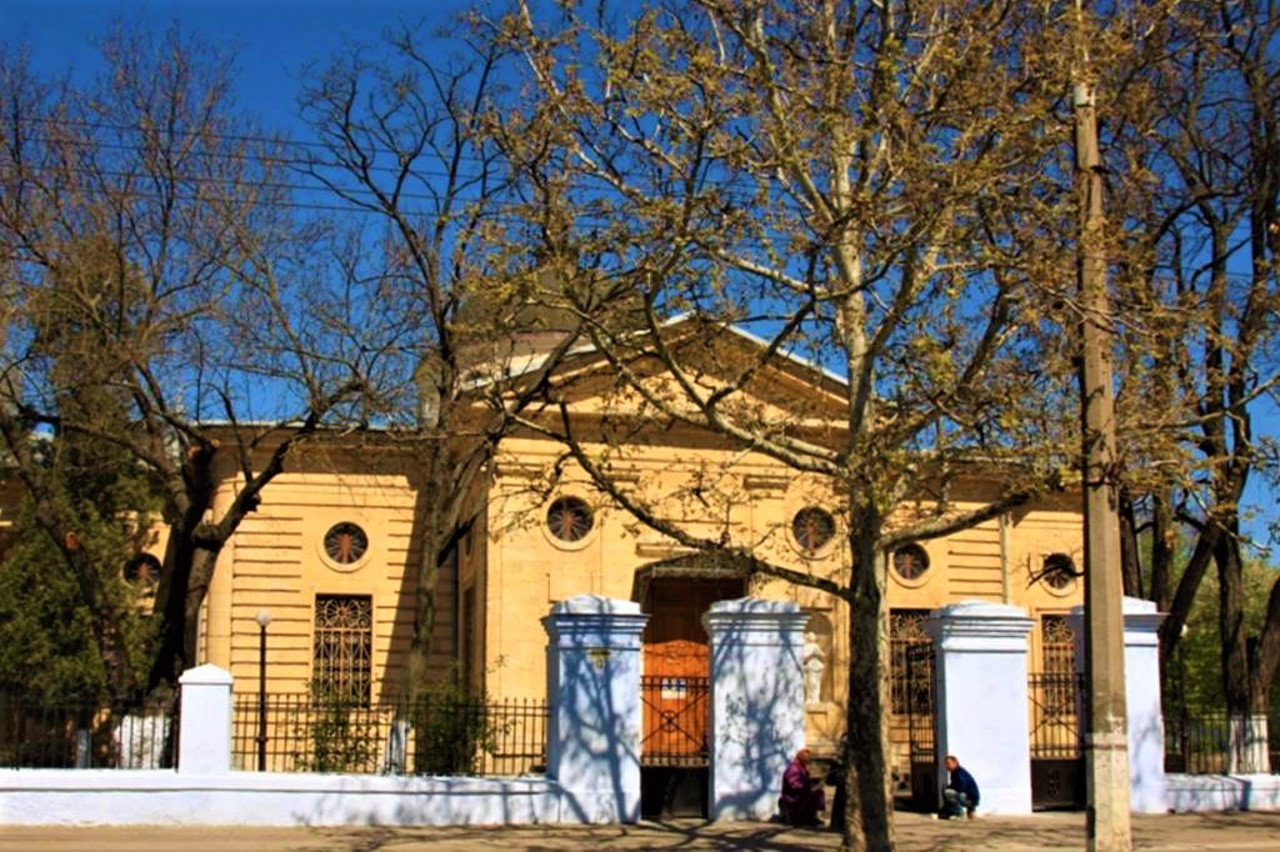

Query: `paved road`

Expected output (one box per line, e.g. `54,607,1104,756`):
4,812,1279,851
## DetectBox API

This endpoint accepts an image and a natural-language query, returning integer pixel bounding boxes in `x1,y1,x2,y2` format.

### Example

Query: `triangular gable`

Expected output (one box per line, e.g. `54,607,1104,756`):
525,314,850,428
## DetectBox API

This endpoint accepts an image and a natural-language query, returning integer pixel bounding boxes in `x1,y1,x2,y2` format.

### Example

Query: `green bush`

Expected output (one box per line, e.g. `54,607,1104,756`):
408,676,505,776
294,688,379,774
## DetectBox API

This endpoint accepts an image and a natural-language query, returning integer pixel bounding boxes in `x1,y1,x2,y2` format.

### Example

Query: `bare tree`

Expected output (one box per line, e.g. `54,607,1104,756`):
296,21,590,698
1102,0,1280,770
0,26,383,696
486,2,1082,848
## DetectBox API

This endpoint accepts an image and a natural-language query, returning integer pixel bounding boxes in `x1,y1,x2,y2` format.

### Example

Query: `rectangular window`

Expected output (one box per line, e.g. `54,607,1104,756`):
1040,615,1076,676
890,608,933,715
1040,614,1077,717
313,594,373,705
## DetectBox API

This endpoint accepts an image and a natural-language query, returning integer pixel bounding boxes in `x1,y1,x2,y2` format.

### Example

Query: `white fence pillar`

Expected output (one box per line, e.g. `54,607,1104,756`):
703,598,808,821
1071,597,1170,813
542,595,648,824
1123,598,1168,812
177,663,233,774
929,601,1036,815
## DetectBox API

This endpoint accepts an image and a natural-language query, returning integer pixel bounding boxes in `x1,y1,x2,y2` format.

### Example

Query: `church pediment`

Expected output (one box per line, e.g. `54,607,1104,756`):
526,315,849,433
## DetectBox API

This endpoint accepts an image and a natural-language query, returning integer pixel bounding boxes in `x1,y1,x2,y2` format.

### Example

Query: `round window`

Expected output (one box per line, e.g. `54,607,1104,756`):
1042,553,1077,589
547,496,594,543
124,554,162,585
792,507,836,553
324,522,369,565
892,543,930,581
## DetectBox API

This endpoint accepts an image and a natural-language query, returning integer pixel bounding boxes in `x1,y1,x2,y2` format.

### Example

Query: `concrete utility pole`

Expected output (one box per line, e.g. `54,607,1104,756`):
1073,80,1133,852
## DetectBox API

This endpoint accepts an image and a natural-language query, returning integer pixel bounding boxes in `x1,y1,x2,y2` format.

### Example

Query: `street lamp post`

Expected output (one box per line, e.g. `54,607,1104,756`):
256,610,271,772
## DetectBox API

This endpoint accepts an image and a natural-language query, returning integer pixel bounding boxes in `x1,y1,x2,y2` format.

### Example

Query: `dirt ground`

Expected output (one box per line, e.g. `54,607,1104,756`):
3,811,1279,851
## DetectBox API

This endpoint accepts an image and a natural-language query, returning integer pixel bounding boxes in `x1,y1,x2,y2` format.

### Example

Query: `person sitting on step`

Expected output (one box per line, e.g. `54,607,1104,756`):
778,747,826,827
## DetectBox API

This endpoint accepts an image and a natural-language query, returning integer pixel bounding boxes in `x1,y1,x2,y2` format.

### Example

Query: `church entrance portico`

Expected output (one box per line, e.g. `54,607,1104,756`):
634,567,745,817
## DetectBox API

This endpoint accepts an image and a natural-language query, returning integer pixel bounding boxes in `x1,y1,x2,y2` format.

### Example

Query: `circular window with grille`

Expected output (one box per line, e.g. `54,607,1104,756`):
892,543,931,582
546,496,594,544
791,507,836,555
1042,553,1078,591
124,553,162,585
323,522,369,566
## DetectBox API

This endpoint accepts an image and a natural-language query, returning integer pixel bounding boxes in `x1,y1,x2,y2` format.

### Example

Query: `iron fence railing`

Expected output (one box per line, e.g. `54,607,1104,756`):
231,693,547,776
0,692,178,770
1164,710,1280,774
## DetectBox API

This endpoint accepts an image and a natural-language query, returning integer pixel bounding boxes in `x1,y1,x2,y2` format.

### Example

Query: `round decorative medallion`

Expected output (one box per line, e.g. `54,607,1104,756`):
323,522,369,565
547,496,594,543
791,507,836,554
1042,553,1077,590
892,543,931,581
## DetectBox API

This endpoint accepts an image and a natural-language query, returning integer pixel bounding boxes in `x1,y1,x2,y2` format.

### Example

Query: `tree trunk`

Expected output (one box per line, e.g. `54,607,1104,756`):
407,453,450,701
841,512,892,852
1148,491,1174,613
1158,527,1219,672
1118,491,1142,598
147,521,197,694
1216,528,1260,772
1243,577,1280,775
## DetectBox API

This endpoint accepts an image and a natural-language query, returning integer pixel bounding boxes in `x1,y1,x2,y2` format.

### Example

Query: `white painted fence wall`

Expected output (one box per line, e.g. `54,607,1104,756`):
0,770,563,826
5,596,1279,827
0,660,569,828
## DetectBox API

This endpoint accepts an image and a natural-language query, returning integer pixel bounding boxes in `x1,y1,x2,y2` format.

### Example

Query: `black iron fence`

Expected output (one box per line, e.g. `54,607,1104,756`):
231,693,547,776
1164,710,1280,774
1028,672,1085,810
0,692,178,770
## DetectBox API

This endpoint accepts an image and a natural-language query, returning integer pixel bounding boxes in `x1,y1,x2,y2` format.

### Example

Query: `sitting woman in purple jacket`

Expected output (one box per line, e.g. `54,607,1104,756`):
778,747,826,826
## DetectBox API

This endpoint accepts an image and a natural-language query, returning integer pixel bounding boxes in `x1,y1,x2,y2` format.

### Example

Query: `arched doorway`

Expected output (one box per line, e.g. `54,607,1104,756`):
632,558,746,817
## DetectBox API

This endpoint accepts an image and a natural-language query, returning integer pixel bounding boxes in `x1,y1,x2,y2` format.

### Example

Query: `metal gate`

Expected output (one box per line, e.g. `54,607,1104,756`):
640,675,710,766
905,643,938,811
1028,672,1085,809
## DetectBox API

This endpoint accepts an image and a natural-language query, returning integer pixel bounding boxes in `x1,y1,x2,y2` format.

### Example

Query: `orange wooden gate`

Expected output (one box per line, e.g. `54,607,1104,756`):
639,576,743,766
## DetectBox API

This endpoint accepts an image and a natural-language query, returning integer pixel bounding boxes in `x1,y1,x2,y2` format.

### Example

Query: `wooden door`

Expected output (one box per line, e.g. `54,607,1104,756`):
640,576,743,764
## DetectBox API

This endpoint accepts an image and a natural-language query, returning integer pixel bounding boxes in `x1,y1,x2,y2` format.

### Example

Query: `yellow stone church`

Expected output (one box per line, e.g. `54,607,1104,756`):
157,316,1085,776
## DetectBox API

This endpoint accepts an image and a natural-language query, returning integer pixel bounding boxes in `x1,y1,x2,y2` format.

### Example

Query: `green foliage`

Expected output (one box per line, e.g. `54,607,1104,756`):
1165,556,1280,717
0,525,107,702
294,687,380,774
410,673,504,776
0,497,156,703
0,431,160,702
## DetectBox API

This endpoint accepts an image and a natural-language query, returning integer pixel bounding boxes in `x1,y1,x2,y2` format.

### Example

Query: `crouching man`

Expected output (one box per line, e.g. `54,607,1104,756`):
937,754,980,820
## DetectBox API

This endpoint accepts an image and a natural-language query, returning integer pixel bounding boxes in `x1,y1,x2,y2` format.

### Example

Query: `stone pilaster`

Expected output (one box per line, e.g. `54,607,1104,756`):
1071,597,1170,813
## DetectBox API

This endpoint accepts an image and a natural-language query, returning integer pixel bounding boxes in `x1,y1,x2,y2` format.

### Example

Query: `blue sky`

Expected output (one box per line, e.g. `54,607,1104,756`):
5,0,1277,557
2,0,477,126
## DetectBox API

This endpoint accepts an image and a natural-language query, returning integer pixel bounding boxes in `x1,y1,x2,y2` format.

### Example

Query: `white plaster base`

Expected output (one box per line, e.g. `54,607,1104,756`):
0,770,565,827
1165,773,1280,813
